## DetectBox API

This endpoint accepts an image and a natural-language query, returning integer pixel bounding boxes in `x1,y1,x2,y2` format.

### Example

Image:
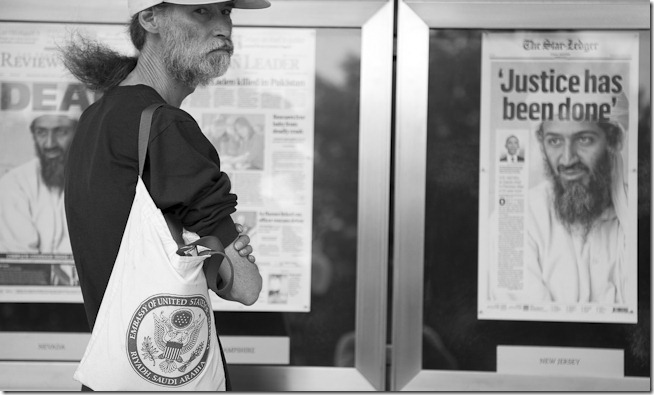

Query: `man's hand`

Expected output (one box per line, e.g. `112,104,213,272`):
215,223,262,305
233,223,256,263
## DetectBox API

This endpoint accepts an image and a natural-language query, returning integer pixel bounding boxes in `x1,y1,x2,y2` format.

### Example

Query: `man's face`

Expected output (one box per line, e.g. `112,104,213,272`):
505,136,519,155
158,3,234,87
32,115,76,160
540,119,613,231
541,119,609,188
31,115,76,189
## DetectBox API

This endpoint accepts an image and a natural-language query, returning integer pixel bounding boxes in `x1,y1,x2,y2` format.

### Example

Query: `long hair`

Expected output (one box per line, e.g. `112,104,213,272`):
59,10,163,92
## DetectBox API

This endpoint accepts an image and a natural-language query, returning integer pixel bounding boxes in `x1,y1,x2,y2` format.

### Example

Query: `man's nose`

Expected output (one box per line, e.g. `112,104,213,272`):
43,131,56,148
212,14,232,38
559,140,578,166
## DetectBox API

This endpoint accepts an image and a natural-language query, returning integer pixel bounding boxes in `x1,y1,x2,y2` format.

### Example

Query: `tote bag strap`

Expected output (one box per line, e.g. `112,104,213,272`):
138,104,186,246
138,103,164,177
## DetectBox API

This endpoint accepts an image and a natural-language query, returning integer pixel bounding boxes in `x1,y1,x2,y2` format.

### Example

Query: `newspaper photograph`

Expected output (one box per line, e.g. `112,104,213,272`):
477,32,639,323
0,23,316,312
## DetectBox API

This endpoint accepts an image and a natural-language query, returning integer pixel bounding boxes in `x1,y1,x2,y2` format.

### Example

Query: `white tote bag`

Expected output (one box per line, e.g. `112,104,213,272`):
74,104,230,391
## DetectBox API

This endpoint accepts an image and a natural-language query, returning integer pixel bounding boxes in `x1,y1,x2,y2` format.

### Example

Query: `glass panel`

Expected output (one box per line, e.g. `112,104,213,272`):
0,27,362,369
422,29,650,375
220,28,362,367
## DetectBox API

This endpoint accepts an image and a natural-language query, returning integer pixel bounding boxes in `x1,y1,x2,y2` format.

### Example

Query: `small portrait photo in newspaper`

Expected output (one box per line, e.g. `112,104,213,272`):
203,113,266,171
499,133,526,164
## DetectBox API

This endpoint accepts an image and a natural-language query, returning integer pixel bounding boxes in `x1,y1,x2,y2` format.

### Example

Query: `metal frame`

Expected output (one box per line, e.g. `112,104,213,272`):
0,0,394,391
0,0,386,27
392,0,651,391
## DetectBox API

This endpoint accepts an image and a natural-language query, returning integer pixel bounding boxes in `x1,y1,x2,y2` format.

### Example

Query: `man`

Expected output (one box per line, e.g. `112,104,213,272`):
0,114,77,254
523,115,629,304
499,134,524,163
60,0,269,389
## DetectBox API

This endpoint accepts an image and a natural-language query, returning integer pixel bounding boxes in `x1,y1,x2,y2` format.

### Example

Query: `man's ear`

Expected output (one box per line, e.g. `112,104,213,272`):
138,8,161,34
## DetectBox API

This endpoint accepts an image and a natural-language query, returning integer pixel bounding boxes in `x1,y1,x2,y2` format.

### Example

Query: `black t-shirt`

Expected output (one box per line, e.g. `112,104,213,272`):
65,85,238,329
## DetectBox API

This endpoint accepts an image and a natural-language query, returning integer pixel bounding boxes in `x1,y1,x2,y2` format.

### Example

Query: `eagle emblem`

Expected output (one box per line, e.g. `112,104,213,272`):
147,308,205,373
127,294,212,386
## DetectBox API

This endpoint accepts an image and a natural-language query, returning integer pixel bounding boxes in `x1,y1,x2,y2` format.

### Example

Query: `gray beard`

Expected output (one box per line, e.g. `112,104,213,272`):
546,151,613,236
159,17,232,87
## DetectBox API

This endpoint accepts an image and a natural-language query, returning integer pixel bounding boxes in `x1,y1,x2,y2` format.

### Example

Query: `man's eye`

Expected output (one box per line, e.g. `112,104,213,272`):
221,8,232,15
195,7,208,14
546,137,562,147
53,127,72,137
576,135,595,146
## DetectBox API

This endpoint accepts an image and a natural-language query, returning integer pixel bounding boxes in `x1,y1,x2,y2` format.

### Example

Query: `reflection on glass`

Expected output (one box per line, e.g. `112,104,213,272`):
283,28,361,367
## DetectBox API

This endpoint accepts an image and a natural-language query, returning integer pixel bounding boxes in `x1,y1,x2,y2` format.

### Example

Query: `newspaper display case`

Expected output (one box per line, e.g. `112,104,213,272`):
392,0,650,391
0,0,393,390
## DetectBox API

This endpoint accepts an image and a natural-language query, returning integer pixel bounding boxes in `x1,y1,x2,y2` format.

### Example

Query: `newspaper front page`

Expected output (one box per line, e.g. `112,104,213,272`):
477,32,639,323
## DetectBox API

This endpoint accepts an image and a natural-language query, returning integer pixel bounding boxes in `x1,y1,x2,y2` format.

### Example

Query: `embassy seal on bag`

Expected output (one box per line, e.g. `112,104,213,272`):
127,293,213,386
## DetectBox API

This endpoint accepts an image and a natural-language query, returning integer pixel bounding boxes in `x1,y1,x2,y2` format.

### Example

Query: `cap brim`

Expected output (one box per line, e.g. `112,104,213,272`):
129,0,270,16
234,0,271,9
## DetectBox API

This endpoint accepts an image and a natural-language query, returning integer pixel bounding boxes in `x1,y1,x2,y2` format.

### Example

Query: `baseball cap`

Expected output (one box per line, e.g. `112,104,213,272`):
128,0,271,16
